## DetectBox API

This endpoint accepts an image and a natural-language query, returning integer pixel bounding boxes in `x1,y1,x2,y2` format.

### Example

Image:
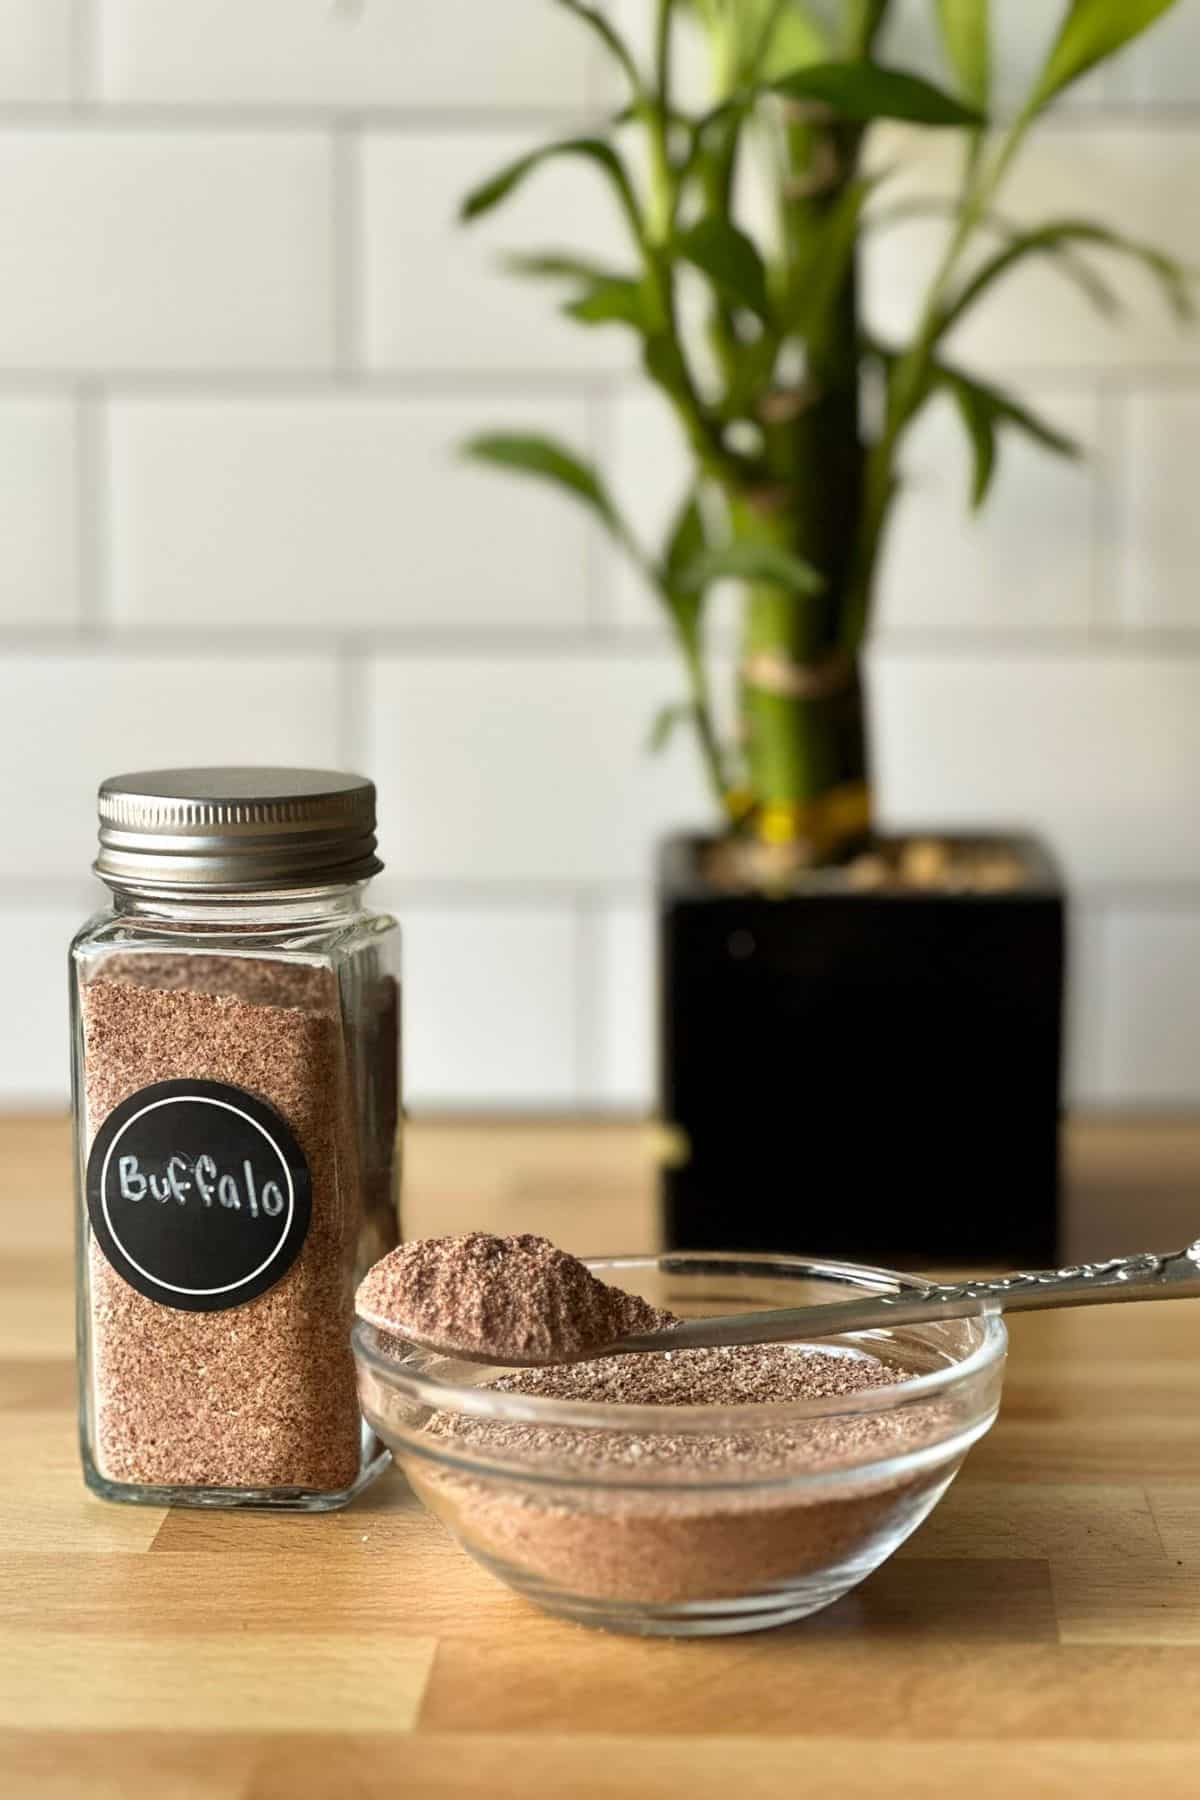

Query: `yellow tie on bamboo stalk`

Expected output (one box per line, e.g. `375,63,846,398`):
758,782,872,854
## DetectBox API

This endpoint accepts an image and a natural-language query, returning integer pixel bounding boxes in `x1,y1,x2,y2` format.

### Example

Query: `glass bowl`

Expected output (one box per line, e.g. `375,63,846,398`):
353,1252,1007,1638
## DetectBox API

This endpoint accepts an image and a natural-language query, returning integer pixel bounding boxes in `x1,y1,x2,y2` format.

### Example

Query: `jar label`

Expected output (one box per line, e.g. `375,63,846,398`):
85,1079,312,1312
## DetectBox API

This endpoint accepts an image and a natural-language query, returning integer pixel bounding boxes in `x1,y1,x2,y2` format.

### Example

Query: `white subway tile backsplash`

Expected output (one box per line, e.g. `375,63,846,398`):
109,393,596,632
0,653,341,882
1102,911,1200,1106
1119,389,1200,633
866,126,1200,370
99,0,596,109
368,652,714,884
0,0,72,101
391,903,579,1109
0,130,333,371
870,650,1200,888
0,398,78,627
877,388,1101,635
361,131,634,373
0,902,82,1105
594,897,655,1111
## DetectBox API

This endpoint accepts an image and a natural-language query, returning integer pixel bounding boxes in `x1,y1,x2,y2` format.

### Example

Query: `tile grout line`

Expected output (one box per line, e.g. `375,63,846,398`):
0,99,1199,130
75,382,109,638
1091,380,1129,637
8,620,1200,657
336,638,370,771
0,369,634,396
331,119,362,377
0,368,1196,396
0,623,690,653
0,103,604,132
70,0,95,107
583,387,617,634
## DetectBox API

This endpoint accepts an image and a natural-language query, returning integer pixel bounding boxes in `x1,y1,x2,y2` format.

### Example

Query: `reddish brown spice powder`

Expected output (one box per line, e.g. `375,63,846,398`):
356,1231,674,1364
83,955,396,1492
412,1343,952,1607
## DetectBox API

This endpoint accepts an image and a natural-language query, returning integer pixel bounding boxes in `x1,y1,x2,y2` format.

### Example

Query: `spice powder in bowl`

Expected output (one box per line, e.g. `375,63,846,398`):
354,1247,1007,1636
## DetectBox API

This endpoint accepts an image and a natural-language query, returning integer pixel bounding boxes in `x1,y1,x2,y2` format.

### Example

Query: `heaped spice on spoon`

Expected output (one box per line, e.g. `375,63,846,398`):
355,1231,675,1364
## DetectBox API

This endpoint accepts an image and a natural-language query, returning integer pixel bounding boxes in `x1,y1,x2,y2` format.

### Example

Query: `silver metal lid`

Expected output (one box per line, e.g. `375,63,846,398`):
95,767,383,894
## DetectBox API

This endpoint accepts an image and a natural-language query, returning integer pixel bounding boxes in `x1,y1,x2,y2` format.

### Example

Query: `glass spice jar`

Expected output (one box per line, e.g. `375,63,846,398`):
70,767,401,1510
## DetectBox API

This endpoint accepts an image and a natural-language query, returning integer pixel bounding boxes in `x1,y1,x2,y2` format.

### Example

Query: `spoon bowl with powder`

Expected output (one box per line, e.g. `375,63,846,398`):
353,1250,1007,1637
354,1233,677,1367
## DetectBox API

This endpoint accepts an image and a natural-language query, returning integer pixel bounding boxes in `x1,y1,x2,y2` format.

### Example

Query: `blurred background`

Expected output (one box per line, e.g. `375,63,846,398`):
2,0,1199,1116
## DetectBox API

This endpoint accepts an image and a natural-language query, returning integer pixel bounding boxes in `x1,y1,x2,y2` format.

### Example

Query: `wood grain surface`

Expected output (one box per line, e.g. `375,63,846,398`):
4,1113,1200,1798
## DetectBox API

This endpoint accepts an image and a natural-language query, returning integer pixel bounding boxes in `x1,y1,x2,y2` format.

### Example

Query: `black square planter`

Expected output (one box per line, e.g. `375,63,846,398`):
658,832,1065,1268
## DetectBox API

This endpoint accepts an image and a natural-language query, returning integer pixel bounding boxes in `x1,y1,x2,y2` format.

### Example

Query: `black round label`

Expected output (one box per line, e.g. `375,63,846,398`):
86,1079,312,1312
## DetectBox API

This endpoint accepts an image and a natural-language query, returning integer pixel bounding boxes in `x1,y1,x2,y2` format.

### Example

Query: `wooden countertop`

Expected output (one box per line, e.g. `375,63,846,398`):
4,1113,1200,1798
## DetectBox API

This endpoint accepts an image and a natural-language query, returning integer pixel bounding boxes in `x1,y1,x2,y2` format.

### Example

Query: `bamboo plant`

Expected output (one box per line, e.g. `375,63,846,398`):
461,0,1189,870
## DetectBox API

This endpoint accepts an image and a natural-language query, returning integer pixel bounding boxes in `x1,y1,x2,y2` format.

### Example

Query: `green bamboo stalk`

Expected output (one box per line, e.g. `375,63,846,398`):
736,108,870,854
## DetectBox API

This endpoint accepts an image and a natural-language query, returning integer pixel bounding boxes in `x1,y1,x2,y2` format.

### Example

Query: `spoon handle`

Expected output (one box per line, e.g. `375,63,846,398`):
883,1240,1200,1323
615,1241,1200,1355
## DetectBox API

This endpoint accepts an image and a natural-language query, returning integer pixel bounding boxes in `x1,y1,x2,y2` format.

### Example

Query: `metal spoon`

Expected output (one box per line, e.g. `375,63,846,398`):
603,1240,1200,1361
369,1240,1200,1367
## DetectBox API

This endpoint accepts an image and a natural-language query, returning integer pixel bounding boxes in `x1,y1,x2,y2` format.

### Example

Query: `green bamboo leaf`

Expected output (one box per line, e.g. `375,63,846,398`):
773,60,985,125
504,255,665,333
550,0,643,91
661,493,708,647
504,252,627,283
937,366,1081,510
989,391,1081,459
564,279,655,328
646,701,694,755
978,217,1125,318
869,199,1124,316
1029,0,1179,111
680,542,824,594
942,218,1194,338
678,216,771,320
462,433,620,533
738,0,830,81
934,0,990,107
664,493,707,587
460,138,639,231
949,378,998,507
642,332,681,394
847,0,893,55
